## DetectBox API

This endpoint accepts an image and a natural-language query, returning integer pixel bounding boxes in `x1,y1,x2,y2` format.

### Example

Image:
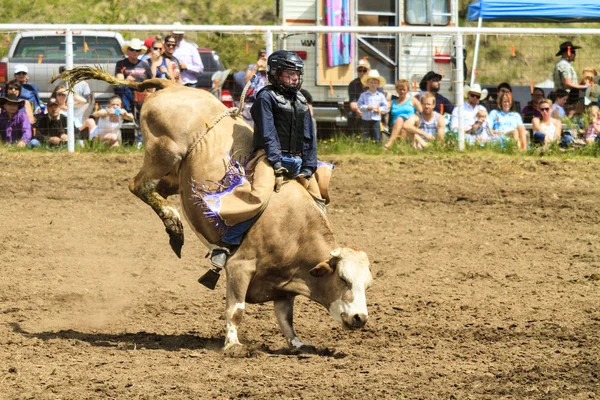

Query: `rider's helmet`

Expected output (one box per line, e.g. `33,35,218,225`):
267,50,304,94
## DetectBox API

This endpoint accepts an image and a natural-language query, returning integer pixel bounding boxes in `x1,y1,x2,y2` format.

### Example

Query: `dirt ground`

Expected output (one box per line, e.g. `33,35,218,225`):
1,150,600,399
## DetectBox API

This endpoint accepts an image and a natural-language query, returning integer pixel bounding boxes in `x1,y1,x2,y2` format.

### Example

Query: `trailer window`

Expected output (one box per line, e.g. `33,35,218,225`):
405,0,450,26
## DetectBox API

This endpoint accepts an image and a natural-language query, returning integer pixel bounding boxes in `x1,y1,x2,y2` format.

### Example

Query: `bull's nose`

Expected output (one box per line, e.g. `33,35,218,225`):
351,313,368,328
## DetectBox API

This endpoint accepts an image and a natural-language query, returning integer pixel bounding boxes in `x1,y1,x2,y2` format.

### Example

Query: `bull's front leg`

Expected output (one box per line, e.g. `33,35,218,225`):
274,297,313,350
223,261,252,357
129,178,184,258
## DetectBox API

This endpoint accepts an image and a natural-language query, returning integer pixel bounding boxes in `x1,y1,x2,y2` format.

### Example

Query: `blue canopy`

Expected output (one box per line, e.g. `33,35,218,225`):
467,0,600,22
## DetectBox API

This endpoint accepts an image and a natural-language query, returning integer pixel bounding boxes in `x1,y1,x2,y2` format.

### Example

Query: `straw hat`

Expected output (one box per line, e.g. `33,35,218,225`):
464,83,488,100
172,22,185,35
361,69,386,86
121,38,147,55
0,93,25,109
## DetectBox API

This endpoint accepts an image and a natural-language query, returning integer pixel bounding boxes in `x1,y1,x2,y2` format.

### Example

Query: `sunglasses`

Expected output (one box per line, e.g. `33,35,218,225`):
152,47,162,51
56,92,67,96
430,78,441,82
15,72,27,75
540,107,551,111
6,87,18,91
357,68,367,73
128,47,141,52
469,93,481,99
165,43,176,48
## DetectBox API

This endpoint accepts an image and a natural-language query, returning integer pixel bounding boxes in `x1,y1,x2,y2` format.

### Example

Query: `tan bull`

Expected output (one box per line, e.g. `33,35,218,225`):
59,68,373,354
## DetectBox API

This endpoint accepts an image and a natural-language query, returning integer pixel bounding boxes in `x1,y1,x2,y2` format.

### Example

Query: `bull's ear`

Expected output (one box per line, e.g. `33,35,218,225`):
309,257,339,277
310,261,334,277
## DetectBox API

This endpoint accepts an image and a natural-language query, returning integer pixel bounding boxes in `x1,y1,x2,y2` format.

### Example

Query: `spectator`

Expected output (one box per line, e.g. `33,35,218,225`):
139,36,157,62
552,89,569,119
521,87,545,124
488,91,528,149
145,39,175,81
56,68,94,133
465,108,498,146
35,97,67,146
4,80,35,125
347,59,370,134
115,38,153,114
88,95,134,148
171,22,204,88
357,70,388,143
0,94,33,147
12,64,41,112
242,49,268,128
531,98,562,146
585,76,600,107
384,79,422,149
419,71,454,115
553,41,585,105
584,105,600,145
404,92,445,149
162,35,183,84
486,82,521,112
450,83,488,133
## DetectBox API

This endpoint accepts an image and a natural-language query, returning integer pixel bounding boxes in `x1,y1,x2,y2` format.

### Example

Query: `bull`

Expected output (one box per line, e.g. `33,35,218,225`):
59,68,373,355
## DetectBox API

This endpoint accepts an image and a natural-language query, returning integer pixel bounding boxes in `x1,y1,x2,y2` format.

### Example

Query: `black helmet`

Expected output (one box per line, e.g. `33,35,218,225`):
267,50,304,94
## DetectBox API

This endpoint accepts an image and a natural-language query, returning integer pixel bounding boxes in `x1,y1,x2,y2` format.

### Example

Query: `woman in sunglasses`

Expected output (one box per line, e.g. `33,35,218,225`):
531,98,562,146
144,39,175,82
4,80,35,124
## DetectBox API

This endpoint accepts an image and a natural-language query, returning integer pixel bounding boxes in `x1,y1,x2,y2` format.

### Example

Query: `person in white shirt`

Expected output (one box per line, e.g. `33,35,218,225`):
171,22,204,87
450,83,488,133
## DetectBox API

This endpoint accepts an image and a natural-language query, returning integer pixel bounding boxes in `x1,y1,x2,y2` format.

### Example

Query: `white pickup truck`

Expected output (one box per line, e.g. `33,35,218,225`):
0,30,125,107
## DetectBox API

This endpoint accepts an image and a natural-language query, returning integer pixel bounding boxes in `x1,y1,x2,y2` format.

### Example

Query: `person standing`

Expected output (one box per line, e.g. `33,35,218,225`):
114,38,153,115
145,40,175,81
347,59,371,134
171,22,204,88
553,41,586,105
356,70,388,142
241,49,268,128
163,35,183,84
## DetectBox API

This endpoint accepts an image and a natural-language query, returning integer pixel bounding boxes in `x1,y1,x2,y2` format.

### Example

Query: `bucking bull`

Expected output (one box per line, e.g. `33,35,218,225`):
59,67,373,354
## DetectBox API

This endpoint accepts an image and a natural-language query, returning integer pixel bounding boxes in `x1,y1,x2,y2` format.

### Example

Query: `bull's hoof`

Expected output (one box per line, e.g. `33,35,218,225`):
167,230,184,258
223,343,250,358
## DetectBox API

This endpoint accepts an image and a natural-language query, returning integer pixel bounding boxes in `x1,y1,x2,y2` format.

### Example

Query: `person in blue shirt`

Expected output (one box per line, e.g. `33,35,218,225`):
12,65,41,112
356,70,388,142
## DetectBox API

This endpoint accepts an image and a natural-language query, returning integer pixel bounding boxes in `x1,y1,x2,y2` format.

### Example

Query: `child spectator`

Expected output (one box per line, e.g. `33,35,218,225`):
0,94,33,147
584,105,600,145
88,95,133,148
357,70,388,142
465,108,495,146
552,89,569,119
35,97,67,146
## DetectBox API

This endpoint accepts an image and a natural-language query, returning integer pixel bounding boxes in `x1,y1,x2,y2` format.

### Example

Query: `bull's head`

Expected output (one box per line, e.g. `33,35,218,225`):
310,248,372,329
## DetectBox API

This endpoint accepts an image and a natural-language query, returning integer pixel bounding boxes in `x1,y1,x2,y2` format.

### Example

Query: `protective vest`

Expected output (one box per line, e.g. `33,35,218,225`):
254,86,309,154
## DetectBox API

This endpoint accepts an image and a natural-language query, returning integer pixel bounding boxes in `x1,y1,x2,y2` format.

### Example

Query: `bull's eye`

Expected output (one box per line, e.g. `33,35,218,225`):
340,277,351,287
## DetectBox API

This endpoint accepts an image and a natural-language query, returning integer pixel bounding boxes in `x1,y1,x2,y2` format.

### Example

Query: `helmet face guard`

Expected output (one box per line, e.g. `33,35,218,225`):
267,50,304,94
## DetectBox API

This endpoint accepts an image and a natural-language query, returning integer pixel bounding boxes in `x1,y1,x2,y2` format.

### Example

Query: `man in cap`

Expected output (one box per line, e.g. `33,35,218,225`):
450,83,488,133
171,22,204,88
35,97,68,146
419,71,454,114
553,41,586,105
12,64,41,112
347,58,371,134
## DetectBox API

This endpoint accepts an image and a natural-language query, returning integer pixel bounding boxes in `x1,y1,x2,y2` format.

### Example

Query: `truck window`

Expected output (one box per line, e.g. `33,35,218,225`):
405,0,450,26
13,36,122,63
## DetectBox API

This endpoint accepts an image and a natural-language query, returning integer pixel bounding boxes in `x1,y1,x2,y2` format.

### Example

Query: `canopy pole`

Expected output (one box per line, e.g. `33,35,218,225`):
469,17,482,86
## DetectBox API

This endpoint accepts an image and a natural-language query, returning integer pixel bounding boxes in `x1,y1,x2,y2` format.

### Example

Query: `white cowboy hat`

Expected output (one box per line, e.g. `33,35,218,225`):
464,83,488,100
361,69,386,86
121,38,147,55
172,22,185,34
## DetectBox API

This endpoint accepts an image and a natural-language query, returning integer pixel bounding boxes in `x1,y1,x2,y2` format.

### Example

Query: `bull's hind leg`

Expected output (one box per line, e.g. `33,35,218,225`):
129,145,184,258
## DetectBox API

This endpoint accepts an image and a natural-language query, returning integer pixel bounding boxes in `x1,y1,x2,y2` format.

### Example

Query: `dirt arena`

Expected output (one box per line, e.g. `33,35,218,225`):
1,150,600,399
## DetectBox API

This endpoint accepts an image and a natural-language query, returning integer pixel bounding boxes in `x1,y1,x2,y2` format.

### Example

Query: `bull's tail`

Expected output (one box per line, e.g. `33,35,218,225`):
52,66,176,92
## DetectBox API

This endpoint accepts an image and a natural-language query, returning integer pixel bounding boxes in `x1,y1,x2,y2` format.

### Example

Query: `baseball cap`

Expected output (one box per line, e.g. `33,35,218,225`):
14,64,28,74
47,98,60,107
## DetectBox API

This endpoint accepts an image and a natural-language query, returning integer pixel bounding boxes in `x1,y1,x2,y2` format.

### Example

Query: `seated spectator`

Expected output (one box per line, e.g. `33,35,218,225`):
88,95,134,148
521,87,544,124
51,84,96,142
57,66,93,132
35,97,67,146
585,76,600,108
584,105,600,145
4,80,35,125
357,70,388,142
531,98,562,146
0,94,33,147
464,108,501,146
144,39,176,81
404,93,445,149
12,64,41,112
242,49,268,128
419,71,454,114
383,79,422,149
486,82,521,112
488,91,528,149
551,89,569,119
450,83,487,133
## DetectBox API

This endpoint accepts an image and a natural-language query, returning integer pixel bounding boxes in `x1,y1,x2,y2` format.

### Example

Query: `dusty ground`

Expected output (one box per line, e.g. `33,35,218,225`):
1,150,600,399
